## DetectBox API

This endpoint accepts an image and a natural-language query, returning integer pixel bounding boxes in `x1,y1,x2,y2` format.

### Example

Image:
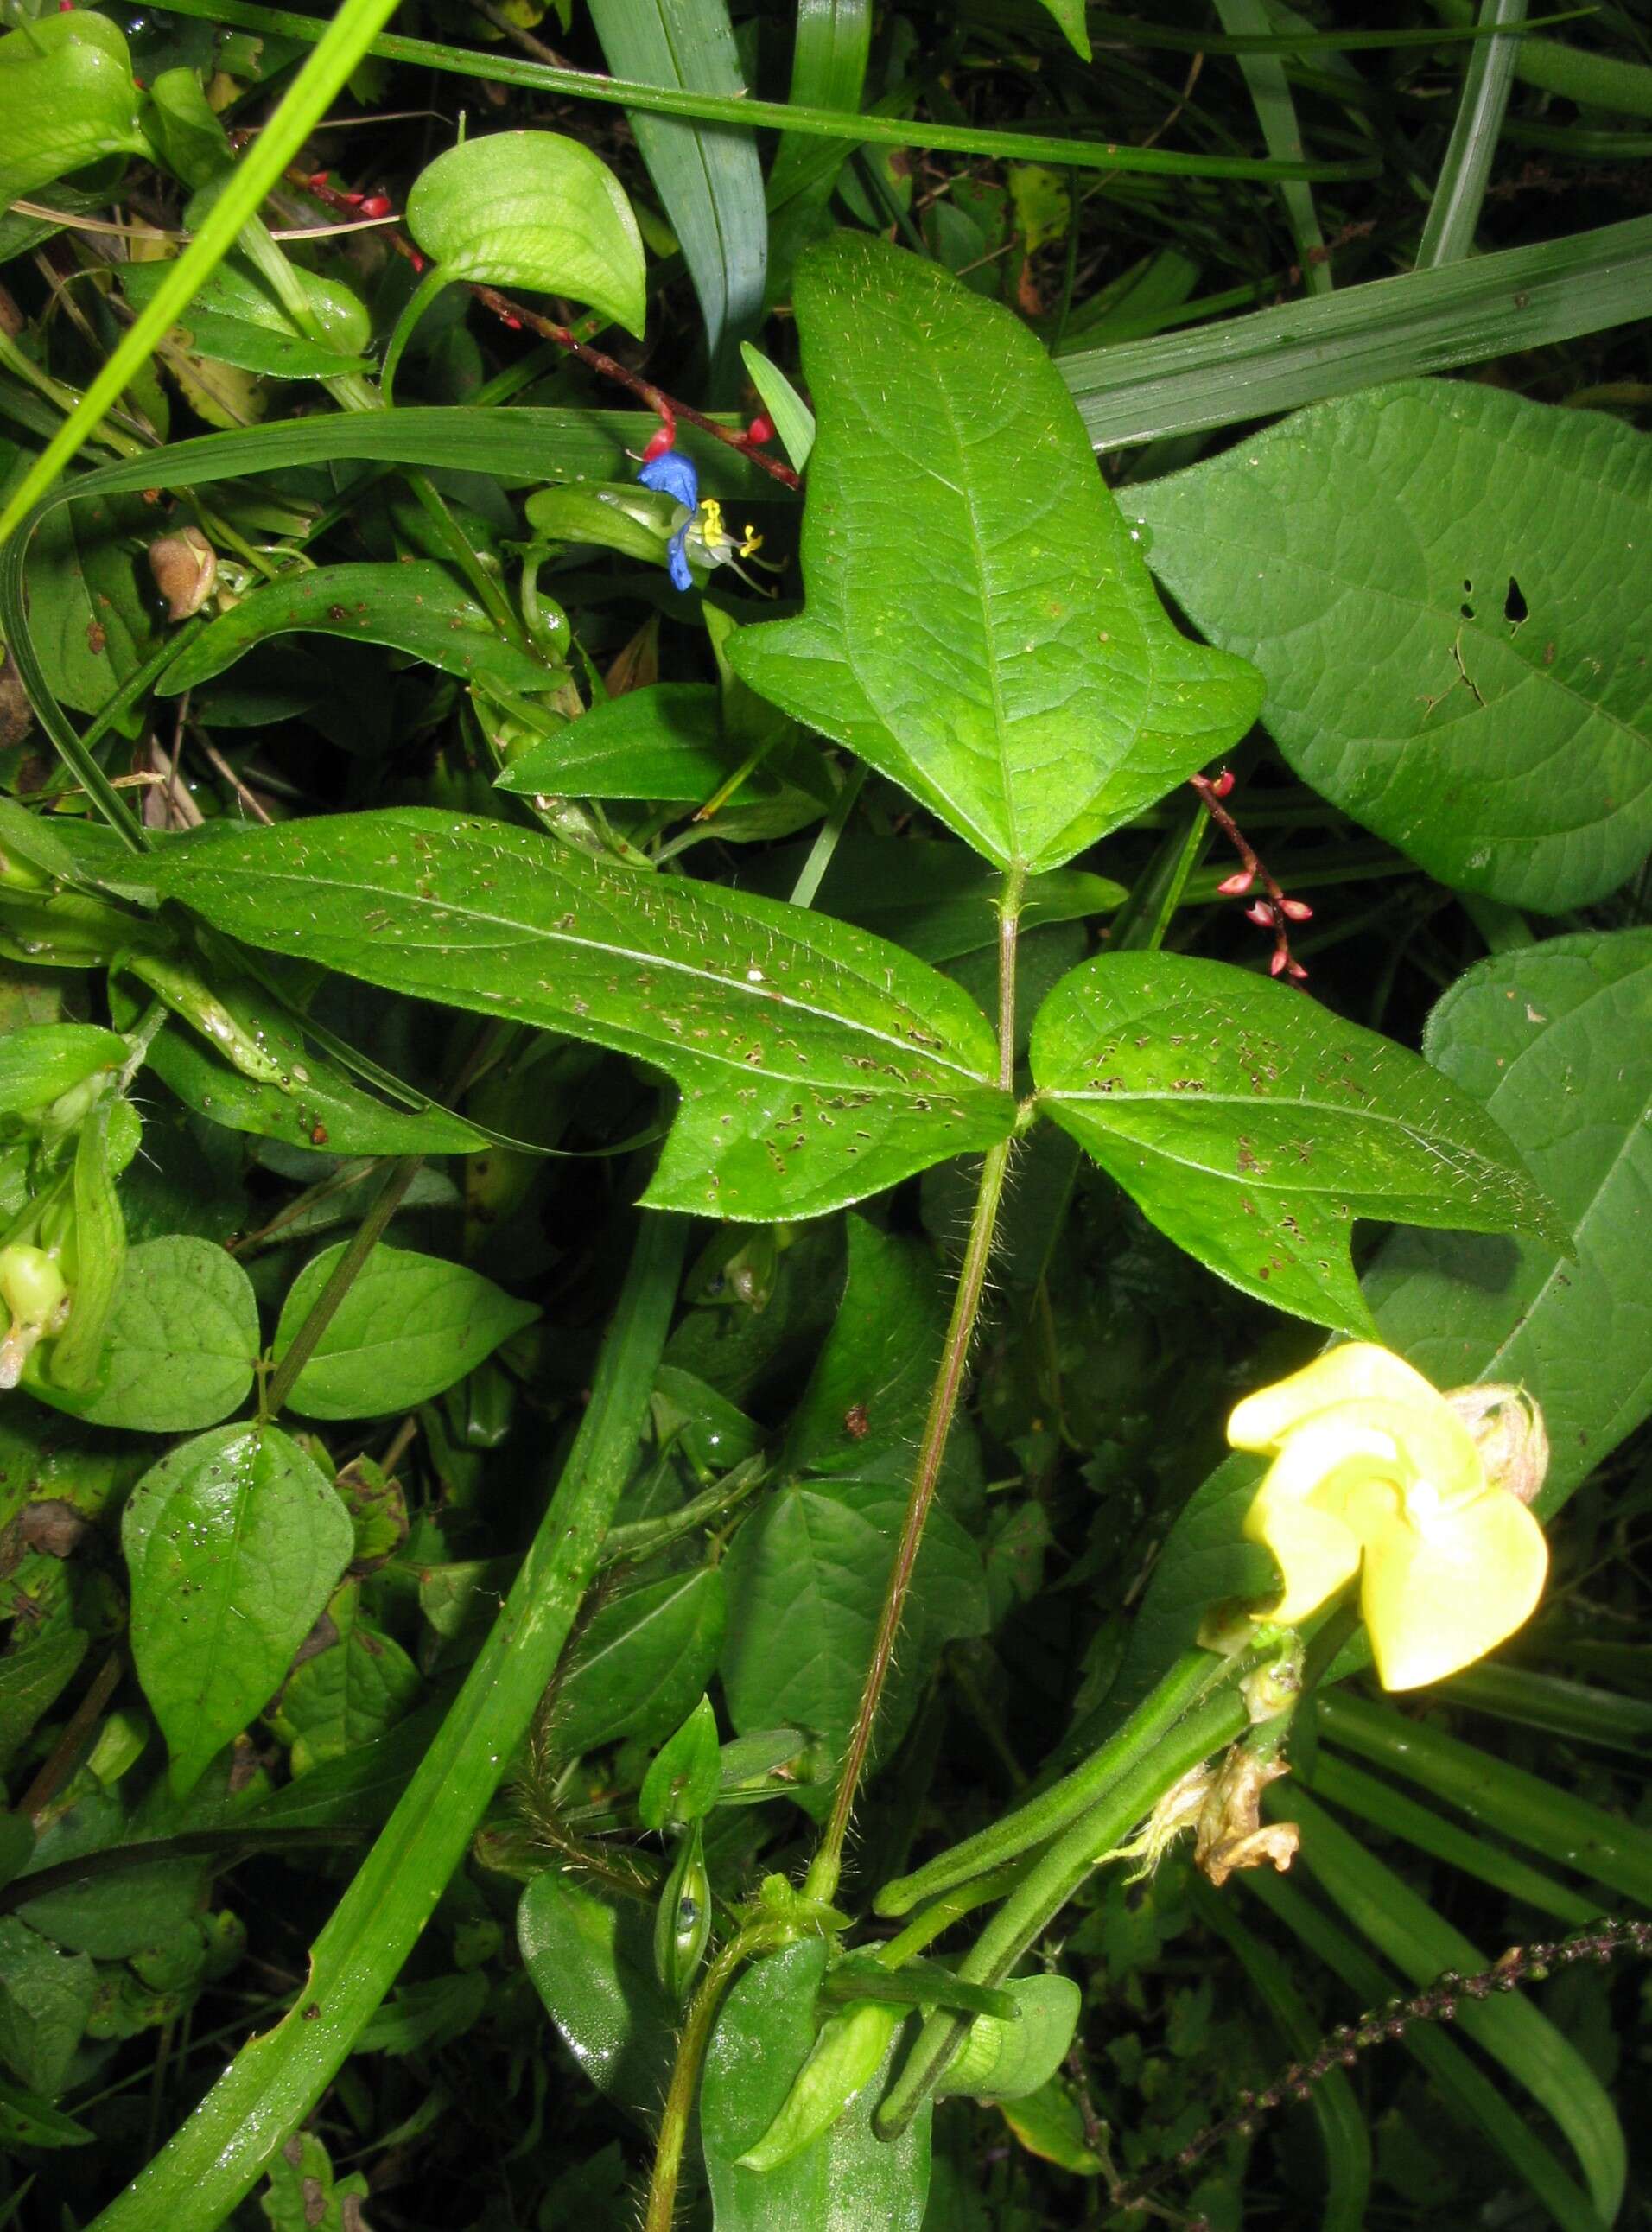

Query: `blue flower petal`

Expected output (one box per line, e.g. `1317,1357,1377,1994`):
639,448,699,512
666,525,695,593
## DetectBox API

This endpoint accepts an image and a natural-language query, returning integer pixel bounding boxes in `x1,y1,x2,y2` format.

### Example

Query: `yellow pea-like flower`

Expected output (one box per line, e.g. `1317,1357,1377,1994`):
1229,1343,1549,1692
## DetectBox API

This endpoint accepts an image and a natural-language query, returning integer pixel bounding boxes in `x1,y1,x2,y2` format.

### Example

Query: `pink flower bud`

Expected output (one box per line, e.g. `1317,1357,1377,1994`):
307,170,330,191
1287,960,1310,981
1244,900,1274,927
746,414,775,445
1211,768,1236,798
359,194,392,219
1269,950,1289,976
641,423,677,463
501,314,523,331
410,251,427,274
1280,897,1314,921
1217,870,1255,897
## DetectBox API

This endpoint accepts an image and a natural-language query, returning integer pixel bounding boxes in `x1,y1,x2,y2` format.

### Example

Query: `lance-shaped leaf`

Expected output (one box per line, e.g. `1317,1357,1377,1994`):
143,810,1013,1222
1131,380,1652,913
1030,952,1565,1336
728,235,1261,874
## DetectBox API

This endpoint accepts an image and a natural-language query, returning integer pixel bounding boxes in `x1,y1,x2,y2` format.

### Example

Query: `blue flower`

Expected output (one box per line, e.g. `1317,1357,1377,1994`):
638,448,700,591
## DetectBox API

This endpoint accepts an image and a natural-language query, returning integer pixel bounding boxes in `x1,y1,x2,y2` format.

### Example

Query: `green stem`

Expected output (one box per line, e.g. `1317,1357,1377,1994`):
804,871,1024,1905
260,1157,422,1418
88,1211,683,2232
874,1647,1223,1918
1417,0,1527,270
641,1923,786,2232
874,1688,1248,2139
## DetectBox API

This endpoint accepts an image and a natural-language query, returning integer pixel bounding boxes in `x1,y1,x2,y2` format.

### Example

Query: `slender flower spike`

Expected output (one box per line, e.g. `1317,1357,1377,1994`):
1229,1343,1549,1690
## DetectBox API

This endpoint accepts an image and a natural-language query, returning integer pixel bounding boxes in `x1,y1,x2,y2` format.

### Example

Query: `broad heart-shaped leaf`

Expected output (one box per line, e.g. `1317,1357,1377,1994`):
270,1240,537,1421
1097,930,1652,1723
143,811,1013,1223
728,235,1261,875
0,12,148,208
702,1939,931,2232
122,1423,354,1795
156,563,556,697
73,1237,258,1434
1131,380,1652,913
405,130,645,337
1031,951,1564,1339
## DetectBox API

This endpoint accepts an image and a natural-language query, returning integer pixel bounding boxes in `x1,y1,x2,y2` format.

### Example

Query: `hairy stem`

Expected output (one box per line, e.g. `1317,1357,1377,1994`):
642,1924,785,2232
805,874,1024,1905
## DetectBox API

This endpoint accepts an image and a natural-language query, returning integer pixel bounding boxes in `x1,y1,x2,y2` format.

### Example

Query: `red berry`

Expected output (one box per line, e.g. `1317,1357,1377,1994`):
359,194,392,219
342,190,365,206
307,170,331,191
746,413,775,445
1210,767,1236,798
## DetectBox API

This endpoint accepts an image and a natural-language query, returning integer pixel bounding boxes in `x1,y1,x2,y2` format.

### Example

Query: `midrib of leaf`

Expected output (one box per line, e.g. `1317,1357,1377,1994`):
186,855,996,1094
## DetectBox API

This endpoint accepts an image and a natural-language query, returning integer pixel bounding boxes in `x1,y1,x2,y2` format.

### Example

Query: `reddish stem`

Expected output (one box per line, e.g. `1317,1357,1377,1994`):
1189,771,1311,981
283,169,800,489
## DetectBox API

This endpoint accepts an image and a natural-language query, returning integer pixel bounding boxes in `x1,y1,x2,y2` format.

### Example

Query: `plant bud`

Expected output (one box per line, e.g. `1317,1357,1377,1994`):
1444,1383,1549,1506
653,1823,711,2002
0,1242,71,1389
148,527,218,620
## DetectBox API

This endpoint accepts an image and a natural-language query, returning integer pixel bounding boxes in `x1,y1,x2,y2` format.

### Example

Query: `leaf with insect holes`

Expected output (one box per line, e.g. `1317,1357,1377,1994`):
1132,380,1652,913
1031,951,1566,1336
728,235,1261,874
142,810,1014,1223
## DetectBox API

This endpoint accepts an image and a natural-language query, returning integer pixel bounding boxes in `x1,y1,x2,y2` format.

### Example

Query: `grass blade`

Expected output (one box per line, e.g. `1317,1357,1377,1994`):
1418,0,1528,269
586,0,765,374
1062,214,1652,450
1213,0,1331,294
1246,1870,1611,2232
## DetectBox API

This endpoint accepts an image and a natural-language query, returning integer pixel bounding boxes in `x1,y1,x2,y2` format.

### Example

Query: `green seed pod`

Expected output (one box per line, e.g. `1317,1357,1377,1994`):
654,1822,710,2003
735,1999,899,2172
0,1242,70,1389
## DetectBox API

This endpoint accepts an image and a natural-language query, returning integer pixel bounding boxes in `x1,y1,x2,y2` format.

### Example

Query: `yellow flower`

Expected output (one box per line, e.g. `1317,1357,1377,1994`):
1229,1343,1548,1691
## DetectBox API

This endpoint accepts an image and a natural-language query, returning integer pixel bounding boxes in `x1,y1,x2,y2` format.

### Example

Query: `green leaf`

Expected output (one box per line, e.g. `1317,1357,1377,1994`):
933,1974,1081,2102
405,129,645,335
50,1237,259,1434
0,1625,86,1776
517,1869,677,2113
1364,928,1652,1516
783,1216,946,1476
0,1025,126,1117
738,342,816,470
1132,380,1652,912
353,1970,487,2057
585,0,764,366
120,256,371,379
0,11,148,207
497,683,739,803
258,2131,369,2232
46,1100,126,1397
1032,951,1562,1336
720,1480,988,1769
728,235,1261,874
638,1693,722,1830
270,1240,537,1420
24,492,159,718
702,1939,931,2230
268,1587,423,1777
122,1422,355,1793
0,1917,96,2098
143,809,1014,1222
555,1568,727,1760
156,560,557,696
1029,0,1090,59
0,2074,96,2150
1100,930,1652,1718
